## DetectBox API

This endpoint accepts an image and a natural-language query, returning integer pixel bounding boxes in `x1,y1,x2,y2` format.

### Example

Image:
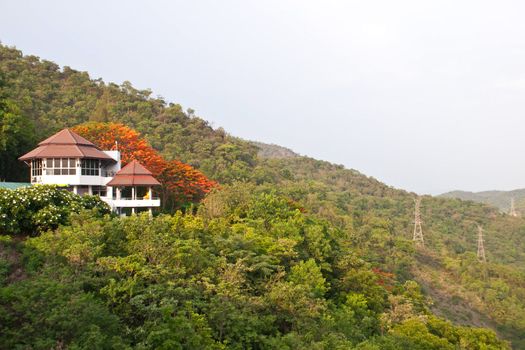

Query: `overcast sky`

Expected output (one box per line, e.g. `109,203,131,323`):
2,0,525,194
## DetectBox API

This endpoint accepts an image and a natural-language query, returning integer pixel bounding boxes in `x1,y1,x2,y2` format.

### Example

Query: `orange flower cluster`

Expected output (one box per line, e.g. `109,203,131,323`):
72,122,216,205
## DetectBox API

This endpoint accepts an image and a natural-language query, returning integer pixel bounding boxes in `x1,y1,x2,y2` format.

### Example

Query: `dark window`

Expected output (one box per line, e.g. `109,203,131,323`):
81,159,100,176
31,159,42,177
92,186,107,197
46,158,77,175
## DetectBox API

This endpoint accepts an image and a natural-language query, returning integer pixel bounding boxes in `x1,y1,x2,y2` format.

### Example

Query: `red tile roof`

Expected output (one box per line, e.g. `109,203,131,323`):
19,129,115,161
106,160,161,186
39,129,95,146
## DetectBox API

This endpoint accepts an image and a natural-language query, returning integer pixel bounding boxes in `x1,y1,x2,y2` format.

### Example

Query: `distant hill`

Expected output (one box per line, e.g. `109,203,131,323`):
440,189,525,215
251,141,299,159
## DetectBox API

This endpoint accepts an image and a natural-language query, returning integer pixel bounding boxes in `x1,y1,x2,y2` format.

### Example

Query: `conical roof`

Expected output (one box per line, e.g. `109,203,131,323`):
19,128,114,161
38,129,95,146
106,160,160,186
117,160,154,175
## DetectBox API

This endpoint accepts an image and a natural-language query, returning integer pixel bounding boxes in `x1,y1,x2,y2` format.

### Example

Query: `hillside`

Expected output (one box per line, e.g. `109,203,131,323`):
441,189,525,215
251,141,299,159
1,43,525,348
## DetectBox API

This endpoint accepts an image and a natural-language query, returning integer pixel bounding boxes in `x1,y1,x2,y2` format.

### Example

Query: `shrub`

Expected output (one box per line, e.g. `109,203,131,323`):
0,185,110,235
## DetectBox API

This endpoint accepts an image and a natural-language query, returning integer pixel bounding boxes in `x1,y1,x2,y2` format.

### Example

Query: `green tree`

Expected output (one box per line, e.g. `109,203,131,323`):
0,73,35,181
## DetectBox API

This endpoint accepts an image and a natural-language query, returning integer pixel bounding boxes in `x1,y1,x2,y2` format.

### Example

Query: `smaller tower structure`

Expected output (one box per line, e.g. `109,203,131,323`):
509,198,518,217
413,197,425,247
477,224,486,263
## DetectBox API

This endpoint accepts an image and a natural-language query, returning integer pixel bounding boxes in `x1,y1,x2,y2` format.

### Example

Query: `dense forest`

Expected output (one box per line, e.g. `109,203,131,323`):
1,43,524,349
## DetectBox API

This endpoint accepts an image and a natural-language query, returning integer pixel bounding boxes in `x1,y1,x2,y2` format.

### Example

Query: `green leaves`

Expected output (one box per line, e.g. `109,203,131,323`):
0,188,515,349
288,259,328,298
0,74,36,181
387,316,510,350
0,185,110,235
0,275,126,350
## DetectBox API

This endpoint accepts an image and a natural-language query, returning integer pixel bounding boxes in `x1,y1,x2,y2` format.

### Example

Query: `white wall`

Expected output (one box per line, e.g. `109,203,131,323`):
31,151,121,186
35,174,114,186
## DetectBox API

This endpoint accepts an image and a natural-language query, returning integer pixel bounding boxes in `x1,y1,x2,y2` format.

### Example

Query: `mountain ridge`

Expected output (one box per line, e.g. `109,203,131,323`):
250,141,300,159
440,189,525,215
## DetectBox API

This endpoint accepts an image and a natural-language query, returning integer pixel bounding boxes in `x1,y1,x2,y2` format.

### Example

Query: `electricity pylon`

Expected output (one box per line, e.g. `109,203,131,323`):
509,198,518,217
413,197,424,247
477,225,486,263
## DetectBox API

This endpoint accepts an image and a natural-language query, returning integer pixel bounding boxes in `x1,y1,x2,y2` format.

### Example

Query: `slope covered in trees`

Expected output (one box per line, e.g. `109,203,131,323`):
1,43,525,348
250,141,299,159
441,189,525,216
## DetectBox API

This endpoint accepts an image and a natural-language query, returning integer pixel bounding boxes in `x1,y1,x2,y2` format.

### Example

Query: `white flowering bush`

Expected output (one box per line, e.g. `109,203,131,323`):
0,185,110,235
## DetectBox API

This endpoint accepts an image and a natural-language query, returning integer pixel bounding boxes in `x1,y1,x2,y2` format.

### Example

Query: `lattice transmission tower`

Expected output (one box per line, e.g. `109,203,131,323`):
413,197,424,246
477,225,486,263
509,198,518,217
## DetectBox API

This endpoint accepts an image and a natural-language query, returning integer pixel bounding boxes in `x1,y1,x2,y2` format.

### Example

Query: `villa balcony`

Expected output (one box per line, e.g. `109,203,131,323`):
32,174,114,186
102,197,161,208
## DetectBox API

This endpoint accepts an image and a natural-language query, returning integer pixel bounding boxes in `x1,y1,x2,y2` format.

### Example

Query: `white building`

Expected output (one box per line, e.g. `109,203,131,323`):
19,128,161,215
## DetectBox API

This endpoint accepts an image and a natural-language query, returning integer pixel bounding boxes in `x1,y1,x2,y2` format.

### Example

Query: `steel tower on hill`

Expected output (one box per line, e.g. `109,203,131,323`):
477,225,486,263
509,198,518,217
413,197,424,247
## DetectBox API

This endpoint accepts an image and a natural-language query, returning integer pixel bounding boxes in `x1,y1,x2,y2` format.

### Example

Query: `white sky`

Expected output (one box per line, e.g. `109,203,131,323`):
2,0,525,194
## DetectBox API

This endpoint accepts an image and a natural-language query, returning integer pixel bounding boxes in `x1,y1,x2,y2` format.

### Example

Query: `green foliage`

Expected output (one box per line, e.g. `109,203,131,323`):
288,259,328,298
355,316,510,350
0,185,110,235
0,72,35,181
139,306,224,350
0,189,511,349
0,273,127,349
388,316,509,350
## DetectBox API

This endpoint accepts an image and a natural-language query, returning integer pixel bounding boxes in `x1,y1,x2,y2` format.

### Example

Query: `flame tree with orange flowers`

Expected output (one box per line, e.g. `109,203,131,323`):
72,122,216,211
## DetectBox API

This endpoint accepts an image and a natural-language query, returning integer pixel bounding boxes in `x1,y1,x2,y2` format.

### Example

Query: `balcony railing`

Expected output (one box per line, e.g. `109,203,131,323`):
103,197,161,208
113,197,161,200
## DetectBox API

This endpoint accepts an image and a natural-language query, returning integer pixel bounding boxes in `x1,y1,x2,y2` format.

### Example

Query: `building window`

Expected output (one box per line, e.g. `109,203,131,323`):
92,186,107,197
81,159,100,176
31,159,42,177
45,158,76,175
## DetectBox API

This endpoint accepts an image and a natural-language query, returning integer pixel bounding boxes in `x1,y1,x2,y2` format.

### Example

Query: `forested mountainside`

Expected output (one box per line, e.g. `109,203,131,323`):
1,43,525,349
250,141,299,159
441,189,525,215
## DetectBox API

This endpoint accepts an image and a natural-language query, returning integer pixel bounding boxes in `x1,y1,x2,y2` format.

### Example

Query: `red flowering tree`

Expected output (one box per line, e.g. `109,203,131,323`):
72,122,216,210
